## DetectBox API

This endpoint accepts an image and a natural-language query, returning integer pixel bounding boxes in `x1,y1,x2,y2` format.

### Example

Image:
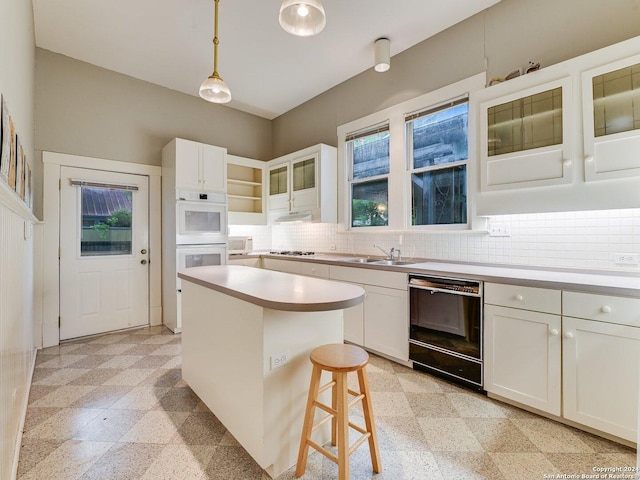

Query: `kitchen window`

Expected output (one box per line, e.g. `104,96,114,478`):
346,124,390,227
406,97,469,226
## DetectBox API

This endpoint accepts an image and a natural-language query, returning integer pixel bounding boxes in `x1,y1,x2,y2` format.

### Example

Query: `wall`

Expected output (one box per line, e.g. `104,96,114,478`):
0,0,36,478
33,48,273,218
271,0,640,156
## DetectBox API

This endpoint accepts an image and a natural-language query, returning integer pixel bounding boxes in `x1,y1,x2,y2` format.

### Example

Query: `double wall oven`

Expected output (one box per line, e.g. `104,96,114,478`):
408,274,484,390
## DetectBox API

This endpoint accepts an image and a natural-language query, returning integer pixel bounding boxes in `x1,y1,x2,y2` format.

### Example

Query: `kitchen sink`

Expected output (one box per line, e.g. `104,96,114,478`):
344,257,378,263
370,260,415,266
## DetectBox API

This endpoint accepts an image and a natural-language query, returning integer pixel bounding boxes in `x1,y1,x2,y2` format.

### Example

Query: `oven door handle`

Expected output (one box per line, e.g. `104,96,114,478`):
408,285,481,298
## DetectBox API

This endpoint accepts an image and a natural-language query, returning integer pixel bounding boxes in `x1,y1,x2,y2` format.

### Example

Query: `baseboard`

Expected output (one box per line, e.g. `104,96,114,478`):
11,347,38,480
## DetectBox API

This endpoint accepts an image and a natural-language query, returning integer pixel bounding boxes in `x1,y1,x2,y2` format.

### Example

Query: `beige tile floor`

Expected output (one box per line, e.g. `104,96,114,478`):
18,326,636,479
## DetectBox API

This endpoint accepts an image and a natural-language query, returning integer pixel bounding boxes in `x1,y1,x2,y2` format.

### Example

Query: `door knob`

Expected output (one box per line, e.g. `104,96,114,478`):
141,249,147,254
140,259,148,265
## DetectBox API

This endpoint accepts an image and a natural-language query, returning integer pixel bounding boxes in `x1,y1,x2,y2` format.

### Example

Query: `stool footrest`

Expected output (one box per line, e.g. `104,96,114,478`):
310,413,333,433
349,432,372,455
308,439,338,464
318,380,336,395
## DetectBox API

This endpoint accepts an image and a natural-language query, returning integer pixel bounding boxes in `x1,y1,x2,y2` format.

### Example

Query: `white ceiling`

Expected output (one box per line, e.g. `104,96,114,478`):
32,0,500,120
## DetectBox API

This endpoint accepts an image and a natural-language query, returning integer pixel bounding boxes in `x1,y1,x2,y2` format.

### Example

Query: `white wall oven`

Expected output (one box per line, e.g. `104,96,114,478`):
176,244,227,289
176,191,228,245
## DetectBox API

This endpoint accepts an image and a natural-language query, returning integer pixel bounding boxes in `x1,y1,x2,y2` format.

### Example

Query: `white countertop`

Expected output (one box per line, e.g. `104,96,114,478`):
178,265,365,312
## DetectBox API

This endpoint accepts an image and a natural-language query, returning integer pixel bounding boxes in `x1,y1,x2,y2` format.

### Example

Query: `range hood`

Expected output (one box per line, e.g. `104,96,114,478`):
274,211,313,223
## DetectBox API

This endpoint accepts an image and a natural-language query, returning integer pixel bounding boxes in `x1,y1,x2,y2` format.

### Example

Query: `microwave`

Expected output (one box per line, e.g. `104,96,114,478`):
176,199,228,245
228,236,253,254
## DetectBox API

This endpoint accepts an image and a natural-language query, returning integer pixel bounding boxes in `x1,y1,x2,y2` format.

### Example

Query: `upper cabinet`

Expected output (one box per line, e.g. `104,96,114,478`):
582,53,640,182
165,138,226,193
267,144,337,223
226,154,265,225
474,36,640,215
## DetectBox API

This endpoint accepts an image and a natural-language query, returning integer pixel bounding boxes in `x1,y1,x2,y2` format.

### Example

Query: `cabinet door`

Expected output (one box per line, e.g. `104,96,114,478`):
268,163,290,212
364,285,408,361
563,316,640,442
291,155,318,211
583,54,640,182
175,139,202,190
484,305,561,415
201,144,226,192
344,299,364,346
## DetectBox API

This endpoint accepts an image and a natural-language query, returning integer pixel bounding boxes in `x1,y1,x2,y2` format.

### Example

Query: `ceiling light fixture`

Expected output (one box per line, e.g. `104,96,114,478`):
199,0,231,103
279,0,326,37
374,37,391,73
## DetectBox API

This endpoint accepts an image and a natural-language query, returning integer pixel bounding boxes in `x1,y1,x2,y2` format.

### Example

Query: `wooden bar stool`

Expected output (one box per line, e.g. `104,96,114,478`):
295,343,382,479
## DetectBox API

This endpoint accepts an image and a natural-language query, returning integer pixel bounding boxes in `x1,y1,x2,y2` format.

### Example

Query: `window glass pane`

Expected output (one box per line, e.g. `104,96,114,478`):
352,131,390,180
351,179,388,227
593,63,640,137
411,166,467,225
487,87,562,156
184,211,221,233
293,158,315,191
412,103,468,169
185,253,222,268
269,166,287,195
81,186,132,256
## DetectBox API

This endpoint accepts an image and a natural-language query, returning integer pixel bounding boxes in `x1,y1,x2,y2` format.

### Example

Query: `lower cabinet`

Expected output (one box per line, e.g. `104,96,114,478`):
343,294,364,345
228,258,261,268
363,285,408,361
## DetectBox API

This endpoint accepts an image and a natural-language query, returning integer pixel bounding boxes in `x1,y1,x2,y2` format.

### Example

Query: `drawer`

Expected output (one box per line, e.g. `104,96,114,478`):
484,282,561,314
329,265,407,290
261,258,300,274
563,291,640,327
298,262,329,279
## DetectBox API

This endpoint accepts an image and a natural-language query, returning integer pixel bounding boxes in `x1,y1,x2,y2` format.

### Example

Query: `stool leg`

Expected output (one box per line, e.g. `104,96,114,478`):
331,371,338,446
335,372,350,480
358,367,382,473
296,365,322,478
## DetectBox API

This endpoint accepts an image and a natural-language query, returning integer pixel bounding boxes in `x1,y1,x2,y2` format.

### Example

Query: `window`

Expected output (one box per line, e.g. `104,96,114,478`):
407,98,469,226
346,124,390,227
80,186,133,256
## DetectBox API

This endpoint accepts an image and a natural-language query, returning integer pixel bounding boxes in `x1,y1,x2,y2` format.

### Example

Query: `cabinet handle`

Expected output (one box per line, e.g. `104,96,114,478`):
514,294,524,302
550,329,559,336
563,159,572,167
585,156,594,163
564,331,574,339
601,305,612,314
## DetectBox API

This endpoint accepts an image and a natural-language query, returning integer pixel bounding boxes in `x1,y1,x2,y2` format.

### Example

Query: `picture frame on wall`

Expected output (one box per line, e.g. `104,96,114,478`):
0,95,10,182
25,162,32,208
16,136,24,199
7,116,16,190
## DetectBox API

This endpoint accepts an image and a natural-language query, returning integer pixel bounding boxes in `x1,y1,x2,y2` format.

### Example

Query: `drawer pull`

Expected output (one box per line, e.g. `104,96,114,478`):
515,294,524,302
601,305,612,314
564,331,574,339
550,329,559,336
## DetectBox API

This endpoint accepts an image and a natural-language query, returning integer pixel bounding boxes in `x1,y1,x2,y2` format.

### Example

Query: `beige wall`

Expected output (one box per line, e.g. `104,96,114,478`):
272,0,640,157
0,0,35,478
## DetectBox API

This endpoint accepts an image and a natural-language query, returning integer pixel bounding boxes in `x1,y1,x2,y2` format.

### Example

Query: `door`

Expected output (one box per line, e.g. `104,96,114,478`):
60,166,149,340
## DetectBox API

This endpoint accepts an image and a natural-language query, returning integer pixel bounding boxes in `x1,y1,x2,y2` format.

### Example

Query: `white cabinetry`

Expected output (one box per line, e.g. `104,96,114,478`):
267,144,337,223
484,284,562,415
329,265,408,362
226,154,265,225
261,258,329,279
228,257,261,268
165,138,226,193
485,282,640,442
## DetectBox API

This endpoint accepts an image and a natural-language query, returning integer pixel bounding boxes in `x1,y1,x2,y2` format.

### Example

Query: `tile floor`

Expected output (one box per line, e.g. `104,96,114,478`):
18,326,636,480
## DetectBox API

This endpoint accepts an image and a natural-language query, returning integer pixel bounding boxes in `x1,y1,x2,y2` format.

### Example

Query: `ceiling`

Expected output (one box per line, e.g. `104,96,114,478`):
32,0,500,120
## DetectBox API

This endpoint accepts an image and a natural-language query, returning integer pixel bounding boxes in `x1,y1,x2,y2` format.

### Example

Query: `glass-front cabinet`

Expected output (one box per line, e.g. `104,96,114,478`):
582,53,640,182
479,77,573,191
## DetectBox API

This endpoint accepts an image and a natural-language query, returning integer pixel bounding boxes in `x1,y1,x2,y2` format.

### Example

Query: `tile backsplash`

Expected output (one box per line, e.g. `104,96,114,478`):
230,208,640,272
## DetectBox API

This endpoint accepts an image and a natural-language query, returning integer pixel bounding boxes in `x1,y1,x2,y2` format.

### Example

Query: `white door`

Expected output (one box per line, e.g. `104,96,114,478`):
60,166,149,340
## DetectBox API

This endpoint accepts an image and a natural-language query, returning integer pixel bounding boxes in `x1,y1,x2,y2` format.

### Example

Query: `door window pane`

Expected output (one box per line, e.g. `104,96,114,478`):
593,63,640,137
293,158,315,191
352,179,388,227
269,166,288,195
411,166,467,226
81,186,132,256
487,87,562,156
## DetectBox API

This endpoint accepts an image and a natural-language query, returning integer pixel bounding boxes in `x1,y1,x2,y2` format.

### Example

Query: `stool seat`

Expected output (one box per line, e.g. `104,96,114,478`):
296,343,381,479
310,343,369,372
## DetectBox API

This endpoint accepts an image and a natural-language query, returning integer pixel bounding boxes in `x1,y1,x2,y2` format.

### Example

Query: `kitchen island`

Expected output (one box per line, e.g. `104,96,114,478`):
177,265,365,478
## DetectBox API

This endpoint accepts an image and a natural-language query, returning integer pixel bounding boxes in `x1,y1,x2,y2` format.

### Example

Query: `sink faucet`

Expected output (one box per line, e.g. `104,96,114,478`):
374,244,396,261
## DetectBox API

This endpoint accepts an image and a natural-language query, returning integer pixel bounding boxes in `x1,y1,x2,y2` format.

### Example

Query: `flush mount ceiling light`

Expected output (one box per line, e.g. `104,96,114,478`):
374,37,391,72
199,0,231,103
279,0,326,37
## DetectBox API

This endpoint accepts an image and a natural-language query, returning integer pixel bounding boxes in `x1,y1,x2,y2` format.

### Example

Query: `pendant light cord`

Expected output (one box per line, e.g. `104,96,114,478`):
212,0,220,78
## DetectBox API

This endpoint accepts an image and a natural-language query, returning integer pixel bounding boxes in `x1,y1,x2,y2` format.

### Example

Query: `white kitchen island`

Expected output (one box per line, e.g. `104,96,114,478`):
177,265,366,478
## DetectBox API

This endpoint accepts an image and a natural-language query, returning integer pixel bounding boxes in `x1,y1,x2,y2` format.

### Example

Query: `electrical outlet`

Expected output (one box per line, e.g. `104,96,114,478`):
488,223,511,237
614,253,639,265
329,244,336,251
271,351,290,370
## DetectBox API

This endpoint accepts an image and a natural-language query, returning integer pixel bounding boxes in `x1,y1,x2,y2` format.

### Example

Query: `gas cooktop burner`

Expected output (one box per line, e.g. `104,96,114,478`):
270,251,315,256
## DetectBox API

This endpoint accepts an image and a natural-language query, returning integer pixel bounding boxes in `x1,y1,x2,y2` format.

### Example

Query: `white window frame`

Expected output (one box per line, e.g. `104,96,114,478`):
337,72,486,232
406,96,470,231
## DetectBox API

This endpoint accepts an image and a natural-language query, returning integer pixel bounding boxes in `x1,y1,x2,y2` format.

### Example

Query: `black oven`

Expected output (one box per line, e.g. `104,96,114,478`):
408,274,483,390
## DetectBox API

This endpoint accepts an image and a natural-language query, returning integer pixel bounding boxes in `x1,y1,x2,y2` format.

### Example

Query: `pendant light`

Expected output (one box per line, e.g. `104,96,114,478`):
279,0,326,37
374,38,390,72
200,0,231,103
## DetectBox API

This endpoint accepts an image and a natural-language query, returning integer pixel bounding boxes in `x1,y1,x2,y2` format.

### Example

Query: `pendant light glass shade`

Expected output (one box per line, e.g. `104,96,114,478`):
200,0,231,104
279,0,326,37
199,74,231,103
374,38,390,72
